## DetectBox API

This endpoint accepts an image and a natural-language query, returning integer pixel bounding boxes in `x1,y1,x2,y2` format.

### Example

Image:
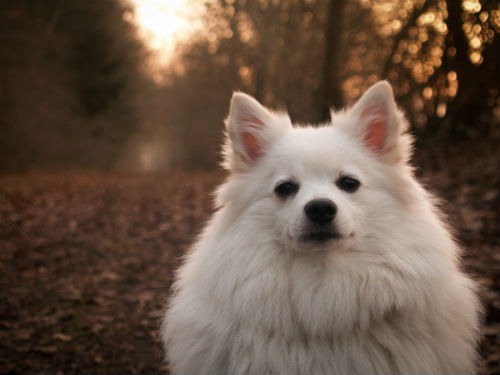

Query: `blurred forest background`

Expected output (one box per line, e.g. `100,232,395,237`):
1,0,499,173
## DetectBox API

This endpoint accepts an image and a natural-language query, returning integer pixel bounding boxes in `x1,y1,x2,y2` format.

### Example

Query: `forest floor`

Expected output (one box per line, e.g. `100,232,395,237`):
0,143,499,374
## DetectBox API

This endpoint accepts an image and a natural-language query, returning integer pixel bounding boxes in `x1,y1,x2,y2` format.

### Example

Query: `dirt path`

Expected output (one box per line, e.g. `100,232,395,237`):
0,152,498,373
0,172,219,373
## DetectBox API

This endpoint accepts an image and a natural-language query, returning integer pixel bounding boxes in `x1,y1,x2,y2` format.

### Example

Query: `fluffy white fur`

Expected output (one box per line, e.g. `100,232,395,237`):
162,81,481,375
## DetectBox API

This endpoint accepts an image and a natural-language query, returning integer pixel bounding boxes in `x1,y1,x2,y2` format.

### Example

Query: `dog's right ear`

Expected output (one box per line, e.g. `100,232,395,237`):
223,92,290,171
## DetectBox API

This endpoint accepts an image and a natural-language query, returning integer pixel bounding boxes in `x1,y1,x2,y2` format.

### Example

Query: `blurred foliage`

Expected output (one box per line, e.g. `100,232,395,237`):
158,0,499,167
0,0,499,171
0,0,153,172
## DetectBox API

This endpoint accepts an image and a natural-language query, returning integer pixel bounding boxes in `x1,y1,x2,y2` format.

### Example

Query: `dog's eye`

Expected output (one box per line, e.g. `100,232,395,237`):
274,181,299,198
336,176,360,193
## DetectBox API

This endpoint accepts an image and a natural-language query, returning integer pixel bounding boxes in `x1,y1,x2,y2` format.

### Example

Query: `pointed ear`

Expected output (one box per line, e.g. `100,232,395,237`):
348,81,411,163
223,92,290,171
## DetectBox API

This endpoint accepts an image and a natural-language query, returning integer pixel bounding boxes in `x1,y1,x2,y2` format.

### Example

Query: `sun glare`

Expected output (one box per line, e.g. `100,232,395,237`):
126,0,201,78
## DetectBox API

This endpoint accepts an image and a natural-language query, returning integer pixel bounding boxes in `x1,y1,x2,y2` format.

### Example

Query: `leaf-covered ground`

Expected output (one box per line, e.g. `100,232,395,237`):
0,146,498,374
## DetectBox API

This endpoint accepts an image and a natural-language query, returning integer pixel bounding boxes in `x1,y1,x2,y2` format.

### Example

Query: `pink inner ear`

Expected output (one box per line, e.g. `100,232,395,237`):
238,110,266,162
360,101,387,152
364,119,386,151
242,132,262,161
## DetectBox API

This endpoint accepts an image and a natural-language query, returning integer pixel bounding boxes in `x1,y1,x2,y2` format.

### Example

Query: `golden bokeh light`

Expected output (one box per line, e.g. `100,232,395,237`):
125,0,202,79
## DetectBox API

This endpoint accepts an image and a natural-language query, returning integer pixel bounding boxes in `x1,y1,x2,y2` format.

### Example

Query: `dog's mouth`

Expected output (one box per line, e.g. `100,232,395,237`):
302,230,340,243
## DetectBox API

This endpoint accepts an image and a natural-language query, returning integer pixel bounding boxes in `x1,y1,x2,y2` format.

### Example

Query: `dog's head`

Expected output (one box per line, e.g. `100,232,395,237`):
218,81,415,254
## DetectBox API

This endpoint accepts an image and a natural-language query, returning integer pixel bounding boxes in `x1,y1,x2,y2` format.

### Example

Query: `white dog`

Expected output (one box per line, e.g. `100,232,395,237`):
162,81,481,374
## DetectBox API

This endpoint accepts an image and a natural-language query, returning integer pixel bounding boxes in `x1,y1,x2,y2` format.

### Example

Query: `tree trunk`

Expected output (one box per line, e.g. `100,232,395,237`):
440,0,499,135
318,0,347,121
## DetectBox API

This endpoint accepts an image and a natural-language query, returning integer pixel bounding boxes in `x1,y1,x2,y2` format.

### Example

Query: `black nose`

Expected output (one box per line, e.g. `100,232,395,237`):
304,199,337,225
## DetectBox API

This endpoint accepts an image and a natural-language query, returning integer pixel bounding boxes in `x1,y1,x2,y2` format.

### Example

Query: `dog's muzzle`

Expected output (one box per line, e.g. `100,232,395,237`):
302,199,340,242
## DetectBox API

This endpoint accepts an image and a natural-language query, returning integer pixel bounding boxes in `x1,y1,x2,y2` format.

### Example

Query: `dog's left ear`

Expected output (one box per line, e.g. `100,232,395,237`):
347,81,411,164
223,92,291,171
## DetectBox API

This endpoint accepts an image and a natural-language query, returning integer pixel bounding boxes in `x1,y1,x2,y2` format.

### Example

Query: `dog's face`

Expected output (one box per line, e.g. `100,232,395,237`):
266,127,365,252
218,81,414,253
